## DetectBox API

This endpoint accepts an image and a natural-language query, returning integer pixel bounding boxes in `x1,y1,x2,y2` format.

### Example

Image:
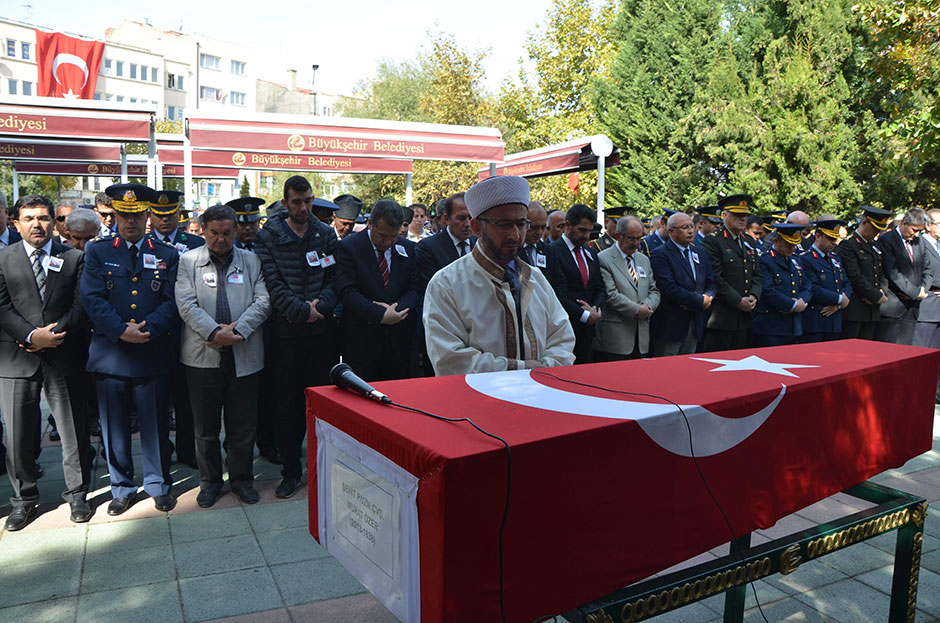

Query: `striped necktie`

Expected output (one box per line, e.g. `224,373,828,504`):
377,250,389,290
31,248,46,300
626,254,638,285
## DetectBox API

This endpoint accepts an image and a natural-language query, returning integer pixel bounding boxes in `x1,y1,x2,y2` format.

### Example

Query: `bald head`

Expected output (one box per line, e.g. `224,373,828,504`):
786,210,809,227
526,202,547,245
546,210,567,241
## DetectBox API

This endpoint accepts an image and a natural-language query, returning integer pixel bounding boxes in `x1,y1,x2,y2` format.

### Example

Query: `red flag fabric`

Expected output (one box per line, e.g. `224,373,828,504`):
307,340,940,623
35,30,105,99
568,171,579,195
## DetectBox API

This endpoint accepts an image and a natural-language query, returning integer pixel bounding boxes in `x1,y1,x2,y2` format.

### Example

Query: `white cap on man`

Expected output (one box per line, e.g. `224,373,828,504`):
464,175,530,219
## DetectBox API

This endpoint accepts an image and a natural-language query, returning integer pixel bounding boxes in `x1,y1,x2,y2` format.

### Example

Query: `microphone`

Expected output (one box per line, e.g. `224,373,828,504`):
330,363,391,405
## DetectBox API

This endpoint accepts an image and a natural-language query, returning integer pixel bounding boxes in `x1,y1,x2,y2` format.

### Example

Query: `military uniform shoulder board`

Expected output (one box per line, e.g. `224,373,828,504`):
145,238,155,250
112,237,121,248
179,233,188,243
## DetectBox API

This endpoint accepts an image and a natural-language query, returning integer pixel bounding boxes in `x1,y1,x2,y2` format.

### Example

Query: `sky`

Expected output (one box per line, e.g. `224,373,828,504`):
9,0,559,95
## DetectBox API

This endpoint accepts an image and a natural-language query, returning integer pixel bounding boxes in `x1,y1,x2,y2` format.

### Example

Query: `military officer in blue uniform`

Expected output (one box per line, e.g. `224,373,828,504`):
752,223,812,346
80,184,180,514
693,205,722,245
228,197,265,252
227,196,281,465
590,206,629,254
145,190,203,468
799,219,852,342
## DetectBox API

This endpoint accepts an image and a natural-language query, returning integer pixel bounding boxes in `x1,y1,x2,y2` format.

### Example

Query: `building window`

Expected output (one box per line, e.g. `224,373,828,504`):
6,40,15,57
130,64,137,79
176,106,184,120
22,81,32,96
130,97,137,103
167,106,175,120
116,61,123,77
21,42,30,60
167,73,184,90
199,54,220,70
116,96,124,102
8,79,17,95
94,92,101,100
105,94,112,101
140,66,148,81
230,91,246,106
151,68,159,83
102,59,112,75
200,86,222,101
231,60,246,75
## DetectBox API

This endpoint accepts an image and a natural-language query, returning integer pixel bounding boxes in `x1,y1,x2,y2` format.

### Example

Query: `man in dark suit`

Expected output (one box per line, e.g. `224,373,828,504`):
549,203,606,363
336,199,419,381
875,208,932,345
650,212,716,356
0,191,21,474
701,195,762,351
519,201,552,275
837,206,890,340
0,195,91,530
414,193,476,375
147,190,203,468
81,184,181,515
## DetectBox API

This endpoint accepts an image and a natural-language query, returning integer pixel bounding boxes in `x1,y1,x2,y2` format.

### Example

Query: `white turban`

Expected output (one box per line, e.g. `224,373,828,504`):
464,175,530,219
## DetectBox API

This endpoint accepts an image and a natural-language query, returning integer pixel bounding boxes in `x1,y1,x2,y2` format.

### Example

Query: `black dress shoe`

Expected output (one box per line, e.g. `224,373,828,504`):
232,484,260,504
196,489,219,508
90,419,102,437
107,497,132,516
275,476,303,499
69,500,93,523
153,494,176,512
49,429,61,442
35,461,43,479
5,505,36,531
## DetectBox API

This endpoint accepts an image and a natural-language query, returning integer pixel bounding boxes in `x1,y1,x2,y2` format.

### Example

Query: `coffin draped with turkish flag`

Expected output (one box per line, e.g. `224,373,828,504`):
35,30,105,99
305,340,939,623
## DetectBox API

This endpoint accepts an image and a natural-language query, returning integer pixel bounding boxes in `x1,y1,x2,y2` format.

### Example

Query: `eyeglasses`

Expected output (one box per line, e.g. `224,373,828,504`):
477,217,531,232
56,215,67,222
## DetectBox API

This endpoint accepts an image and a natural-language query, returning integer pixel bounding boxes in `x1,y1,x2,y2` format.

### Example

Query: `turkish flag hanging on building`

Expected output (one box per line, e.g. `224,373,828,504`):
35,30,105,99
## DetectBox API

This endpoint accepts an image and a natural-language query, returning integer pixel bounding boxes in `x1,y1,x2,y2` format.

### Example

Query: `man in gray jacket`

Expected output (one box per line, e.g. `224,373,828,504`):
176,204,271,507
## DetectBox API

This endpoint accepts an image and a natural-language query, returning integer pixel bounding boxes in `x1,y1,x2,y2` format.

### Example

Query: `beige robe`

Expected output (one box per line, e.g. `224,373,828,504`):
423,245,575,376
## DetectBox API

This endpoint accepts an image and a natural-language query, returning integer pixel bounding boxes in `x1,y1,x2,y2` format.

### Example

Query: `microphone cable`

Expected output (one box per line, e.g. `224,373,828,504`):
387,399,513,623
531,369,771,623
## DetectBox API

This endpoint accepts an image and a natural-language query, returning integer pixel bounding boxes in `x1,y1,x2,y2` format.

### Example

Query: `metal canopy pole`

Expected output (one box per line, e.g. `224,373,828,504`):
405,170,413,206
120,145,128,183
596,154,606,223
184,118,193,214
12,168,19,200
147,118,157,188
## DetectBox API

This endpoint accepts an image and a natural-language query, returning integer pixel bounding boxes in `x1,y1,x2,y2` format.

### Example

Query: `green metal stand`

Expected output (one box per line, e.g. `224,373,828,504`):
564,481,928,623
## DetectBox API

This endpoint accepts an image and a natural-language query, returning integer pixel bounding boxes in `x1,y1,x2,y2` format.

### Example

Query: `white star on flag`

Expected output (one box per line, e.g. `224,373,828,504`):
691,355,819,378
62,89,79,100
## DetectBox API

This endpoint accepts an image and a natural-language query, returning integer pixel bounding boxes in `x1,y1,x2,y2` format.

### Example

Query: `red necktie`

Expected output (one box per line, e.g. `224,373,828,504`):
575,247,589,288
905,240,914,263
377,251,389,290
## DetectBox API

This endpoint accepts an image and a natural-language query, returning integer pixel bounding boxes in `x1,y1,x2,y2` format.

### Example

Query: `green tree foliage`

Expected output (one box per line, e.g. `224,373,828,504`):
240,176,251,197
0,165,70,204
497,0,617,211
337,60,431,122
594,0,724,215
855,0,940,208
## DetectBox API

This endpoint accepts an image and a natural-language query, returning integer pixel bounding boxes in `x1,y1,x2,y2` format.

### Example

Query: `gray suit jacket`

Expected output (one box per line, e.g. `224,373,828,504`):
593,246,660,355
0,240,85,377
175,245,271,377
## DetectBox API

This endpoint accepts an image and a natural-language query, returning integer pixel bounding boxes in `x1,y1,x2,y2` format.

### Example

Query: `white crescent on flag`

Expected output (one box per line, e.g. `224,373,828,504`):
465,369,786,458
51,53,90,88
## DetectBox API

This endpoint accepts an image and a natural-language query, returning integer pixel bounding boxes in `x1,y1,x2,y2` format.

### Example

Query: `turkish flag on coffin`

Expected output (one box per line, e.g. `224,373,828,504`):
307,341,940,623
35,30,105,99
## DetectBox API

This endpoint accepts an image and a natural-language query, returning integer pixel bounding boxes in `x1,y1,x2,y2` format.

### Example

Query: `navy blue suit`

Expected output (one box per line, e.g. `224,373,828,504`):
641,231,667,257
147,230,205,254
80,235,180,499
649,240,716,354
752,249,812,346
799,246,852,341
335,231,419,381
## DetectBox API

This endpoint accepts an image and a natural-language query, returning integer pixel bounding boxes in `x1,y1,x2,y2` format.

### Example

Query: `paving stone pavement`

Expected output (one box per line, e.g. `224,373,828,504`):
1,410,938,622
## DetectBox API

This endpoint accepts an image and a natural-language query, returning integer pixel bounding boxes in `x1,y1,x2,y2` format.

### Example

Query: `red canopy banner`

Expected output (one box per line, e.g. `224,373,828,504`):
35,30,105,100
14,161,238,179
157,145,412,174
0,138,119,162
188,112,504,163
306,340,939,623
477,134,620,180
0,98,153,142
